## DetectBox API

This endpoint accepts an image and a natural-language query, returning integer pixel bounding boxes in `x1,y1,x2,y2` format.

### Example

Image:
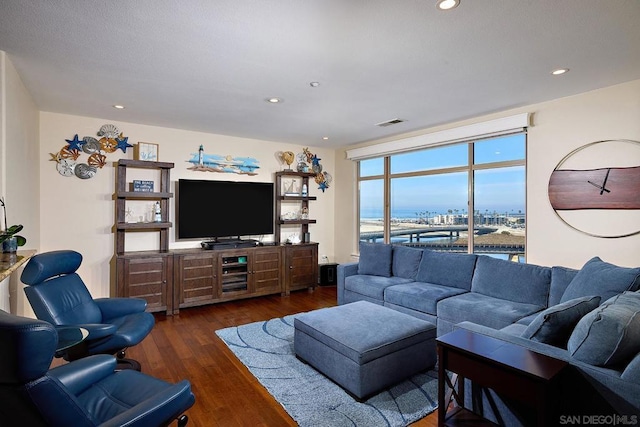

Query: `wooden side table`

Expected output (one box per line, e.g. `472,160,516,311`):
437,329,568,427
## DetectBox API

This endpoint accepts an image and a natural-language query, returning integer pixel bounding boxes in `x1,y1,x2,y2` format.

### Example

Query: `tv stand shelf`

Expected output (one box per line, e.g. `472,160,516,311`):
170,243,318,312
278,195,317,201
114,159,174,255
114,160,174,315
117,191,173,199
116,222,172,230
275,171,316,244
279,219,317,225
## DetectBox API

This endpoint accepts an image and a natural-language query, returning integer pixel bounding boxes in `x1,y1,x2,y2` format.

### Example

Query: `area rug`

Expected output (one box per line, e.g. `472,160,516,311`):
215,314,438,427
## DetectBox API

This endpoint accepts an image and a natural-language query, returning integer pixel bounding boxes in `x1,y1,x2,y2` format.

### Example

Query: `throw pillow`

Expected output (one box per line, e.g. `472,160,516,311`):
621,352,640,381
521,295,600,347
560,257,640,303
567,292,640,367
391,245,423,280
358,242,392,277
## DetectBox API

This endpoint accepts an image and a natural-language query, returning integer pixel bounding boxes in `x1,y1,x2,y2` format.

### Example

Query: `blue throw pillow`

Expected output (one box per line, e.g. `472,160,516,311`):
560,257,640,303
391,245,423,280
358,242,392,277
521,295,600,347
568,292,640,367
622,352,640,381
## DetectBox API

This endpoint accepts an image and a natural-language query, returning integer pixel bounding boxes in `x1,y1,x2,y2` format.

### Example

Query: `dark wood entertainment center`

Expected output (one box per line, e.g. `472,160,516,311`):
113,160,318,315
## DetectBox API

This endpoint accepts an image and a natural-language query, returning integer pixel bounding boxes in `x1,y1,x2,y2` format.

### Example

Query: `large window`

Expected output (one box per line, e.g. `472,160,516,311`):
358,133,526,261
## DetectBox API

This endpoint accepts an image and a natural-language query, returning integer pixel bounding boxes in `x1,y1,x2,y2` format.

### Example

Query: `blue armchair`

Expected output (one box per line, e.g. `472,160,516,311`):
21,250,155,369
0,309,195,426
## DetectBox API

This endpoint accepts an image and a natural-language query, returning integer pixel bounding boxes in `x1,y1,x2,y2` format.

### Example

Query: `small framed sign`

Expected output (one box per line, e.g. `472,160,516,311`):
135,142,159,161
132,180,154,192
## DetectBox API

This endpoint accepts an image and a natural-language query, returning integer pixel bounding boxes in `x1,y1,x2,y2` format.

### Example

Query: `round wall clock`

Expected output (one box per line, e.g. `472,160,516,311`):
548,139,640,238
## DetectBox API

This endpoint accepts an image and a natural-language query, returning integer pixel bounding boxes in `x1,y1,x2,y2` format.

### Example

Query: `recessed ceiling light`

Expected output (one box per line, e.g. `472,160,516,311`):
322,136,329,140
436,0,460,10
551,68,569,76
266,97,283,103
310,82,320,88
113,104,125,109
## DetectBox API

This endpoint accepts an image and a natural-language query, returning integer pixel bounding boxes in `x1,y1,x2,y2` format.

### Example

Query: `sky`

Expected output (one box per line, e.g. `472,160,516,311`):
360,134,526,218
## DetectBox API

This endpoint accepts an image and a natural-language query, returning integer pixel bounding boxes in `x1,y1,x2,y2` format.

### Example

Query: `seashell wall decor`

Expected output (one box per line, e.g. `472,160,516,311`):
49,124,133,179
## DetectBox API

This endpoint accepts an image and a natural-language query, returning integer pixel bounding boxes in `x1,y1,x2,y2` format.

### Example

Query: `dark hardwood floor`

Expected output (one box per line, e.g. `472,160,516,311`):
59,286,438,426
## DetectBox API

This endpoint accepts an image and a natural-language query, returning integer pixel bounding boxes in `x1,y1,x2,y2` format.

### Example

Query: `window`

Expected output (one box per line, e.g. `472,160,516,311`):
357,133,526,261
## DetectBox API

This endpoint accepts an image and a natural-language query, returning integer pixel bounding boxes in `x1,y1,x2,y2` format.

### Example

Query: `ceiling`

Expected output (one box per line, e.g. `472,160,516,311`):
1,1,639,148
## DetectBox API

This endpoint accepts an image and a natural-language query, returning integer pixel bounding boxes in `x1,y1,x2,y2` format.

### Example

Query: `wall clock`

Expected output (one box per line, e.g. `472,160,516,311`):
548,139,640,238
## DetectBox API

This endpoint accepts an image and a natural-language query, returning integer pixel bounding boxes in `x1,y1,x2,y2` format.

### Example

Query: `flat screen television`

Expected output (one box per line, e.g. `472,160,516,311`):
176,179,274,241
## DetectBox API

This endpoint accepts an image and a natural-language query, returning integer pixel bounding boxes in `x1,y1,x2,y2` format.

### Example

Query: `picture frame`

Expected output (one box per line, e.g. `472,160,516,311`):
135,142,159,161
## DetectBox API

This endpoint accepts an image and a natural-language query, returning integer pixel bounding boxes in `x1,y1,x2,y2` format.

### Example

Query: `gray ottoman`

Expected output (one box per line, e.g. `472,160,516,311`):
294,300,437,400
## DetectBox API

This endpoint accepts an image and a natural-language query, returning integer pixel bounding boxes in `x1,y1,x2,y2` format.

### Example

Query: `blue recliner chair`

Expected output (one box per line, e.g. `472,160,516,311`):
0,309,195,426
21,250,154,369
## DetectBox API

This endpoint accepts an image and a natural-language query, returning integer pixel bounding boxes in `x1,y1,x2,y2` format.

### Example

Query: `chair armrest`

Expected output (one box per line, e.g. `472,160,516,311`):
100,380,195,427
48,355,116,395
95,298,147,321
337,262,359,305
76,323,118,340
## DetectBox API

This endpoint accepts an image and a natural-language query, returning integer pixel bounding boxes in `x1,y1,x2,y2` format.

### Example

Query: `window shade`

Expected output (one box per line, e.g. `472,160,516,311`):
346,113,530,161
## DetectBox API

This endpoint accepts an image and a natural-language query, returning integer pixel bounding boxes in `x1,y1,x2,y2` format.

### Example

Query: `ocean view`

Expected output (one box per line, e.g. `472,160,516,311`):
359,207,526,261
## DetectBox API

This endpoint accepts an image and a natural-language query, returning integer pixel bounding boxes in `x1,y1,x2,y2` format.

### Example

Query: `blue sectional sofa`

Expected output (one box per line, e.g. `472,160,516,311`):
337,242,640,424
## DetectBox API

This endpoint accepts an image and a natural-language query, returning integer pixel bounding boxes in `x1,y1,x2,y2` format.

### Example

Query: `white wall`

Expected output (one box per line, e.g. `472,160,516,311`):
0,51,40,314
334,79,640,269
38,112,335,302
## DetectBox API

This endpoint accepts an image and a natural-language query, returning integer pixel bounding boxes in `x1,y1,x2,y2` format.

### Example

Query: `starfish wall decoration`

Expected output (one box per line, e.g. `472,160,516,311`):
50,124,133,180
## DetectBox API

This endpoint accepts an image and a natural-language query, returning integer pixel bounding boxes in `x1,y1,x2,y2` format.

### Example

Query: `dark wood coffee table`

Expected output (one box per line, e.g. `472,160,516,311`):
437,329,568,427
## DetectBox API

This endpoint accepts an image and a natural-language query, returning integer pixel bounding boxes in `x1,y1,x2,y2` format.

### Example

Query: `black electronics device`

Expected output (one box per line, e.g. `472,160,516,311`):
177,179,274,241
318,263,339,286
201,239,258,250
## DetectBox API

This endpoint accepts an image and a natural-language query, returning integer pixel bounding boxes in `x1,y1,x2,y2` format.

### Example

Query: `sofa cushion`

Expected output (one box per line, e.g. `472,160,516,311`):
568,292,640,367
549,266,579,307
561,257,640,303
344,274,413,301
521,295,601,347
384,282,467,316
415,250,477,290
391,245,423,280
437,292,544,330
470,256,551,306
358,242,392,277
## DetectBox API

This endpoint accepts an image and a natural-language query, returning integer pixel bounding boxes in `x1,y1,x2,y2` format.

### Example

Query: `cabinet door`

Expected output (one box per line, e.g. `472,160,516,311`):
175,253,217,309
285,244,318,294
116,254,172,314
251,247,283,295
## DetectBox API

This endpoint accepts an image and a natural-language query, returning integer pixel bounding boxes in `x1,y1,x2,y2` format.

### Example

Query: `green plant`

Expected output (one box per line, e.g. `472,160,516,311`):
0,197,26,247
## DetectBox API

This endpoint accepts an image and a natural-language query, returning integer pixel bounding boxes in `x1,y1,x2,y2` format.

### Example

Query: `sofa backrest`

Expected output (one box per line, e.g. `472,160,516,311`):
549,266,579,307
471,256,551,307
391,245,424,280
416,250,477,290
358,242,393,277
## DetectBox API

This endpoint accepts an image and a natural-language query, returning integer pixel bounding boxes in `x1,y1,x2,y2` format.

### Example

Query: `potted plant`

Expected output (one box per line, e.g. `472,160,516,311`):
0,197,26,253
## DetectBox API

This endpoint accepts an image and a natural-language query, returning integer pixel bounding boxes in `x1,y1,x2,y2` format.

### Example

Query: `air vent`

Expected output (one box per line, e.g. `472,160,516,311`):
375,118,405,127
